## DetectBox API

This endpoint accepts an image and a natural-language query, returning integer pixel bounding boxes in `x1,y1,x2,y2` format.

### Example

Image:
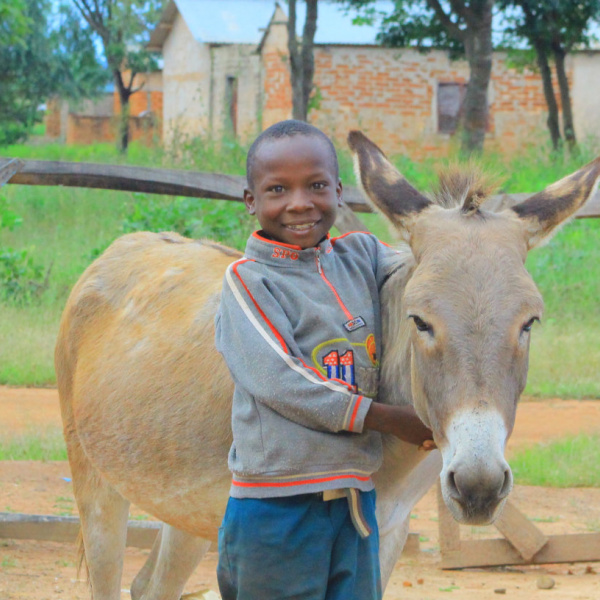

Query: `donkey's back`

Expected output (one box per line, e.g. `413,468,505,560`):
56,231,239,539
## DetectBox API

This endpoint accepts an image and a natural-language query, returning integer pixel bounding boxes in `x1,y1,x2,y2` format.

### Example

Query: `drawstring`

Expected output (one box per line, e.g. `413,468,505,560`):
344,488,372,538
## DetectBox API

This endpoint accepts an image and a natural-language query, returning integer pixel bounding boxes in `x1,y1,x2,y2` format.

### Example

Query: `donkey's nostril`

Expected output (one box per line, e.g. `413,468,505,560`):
499,467,513,499
446,470,460,499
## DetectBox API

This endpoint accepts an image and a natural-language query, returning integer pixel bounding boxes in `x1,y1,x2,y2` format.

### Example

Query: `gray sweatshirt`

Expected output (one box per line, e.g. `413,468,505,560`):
215,230,402,498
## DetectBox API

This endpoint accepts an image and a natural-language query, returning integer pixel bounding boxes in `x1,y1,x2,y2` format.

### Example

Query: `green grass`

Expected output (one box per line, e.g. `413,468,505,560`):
0,138,599,395
0,428,67,461
510,434,600,487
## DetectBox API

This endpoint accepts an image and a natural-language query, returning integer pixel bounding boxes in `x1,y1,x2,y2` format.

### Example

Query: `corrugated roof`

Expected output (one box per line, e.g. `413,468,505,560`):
149,0,395,48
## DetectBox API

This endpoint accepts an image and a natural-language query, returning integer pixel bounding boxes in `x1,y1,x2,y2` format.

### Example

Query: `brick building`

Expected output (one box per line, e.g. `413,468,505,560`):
45,71,163,146
151,0,600,157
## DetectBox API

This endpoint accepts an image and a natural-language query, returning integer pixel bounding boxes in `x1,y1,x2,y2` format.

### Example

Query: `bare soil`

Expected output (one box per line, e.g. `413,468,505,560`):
1,387,599,600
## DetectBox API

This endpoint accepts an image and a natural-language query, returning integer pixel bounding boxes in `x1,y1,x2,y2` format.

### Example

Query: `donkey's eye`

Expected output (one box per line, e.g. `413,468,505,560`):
521,317,539,333
409,315,433,334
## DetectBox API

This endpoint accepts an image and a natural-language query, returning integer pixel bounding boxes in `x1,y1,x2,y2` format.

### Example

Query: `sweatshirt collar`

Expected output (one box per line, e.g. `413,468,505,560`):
245,230,333,267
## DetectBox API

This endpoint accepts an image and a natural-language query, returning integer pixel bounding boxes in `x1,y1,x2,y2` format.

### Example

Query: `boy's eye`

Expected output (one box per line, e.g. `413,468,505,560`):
312,182,327,190
268,185,284,193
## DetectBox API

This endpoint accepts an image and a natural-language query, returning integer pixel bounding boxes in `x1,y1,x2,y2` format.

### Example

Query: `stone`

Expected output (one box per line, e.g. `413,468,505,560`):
536,575,556,590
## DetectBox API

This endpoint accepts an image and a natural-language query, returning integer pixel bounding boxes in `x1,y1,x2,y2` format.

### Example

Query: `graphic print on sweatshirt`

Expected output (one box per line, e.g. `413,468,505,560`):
317,334,379,398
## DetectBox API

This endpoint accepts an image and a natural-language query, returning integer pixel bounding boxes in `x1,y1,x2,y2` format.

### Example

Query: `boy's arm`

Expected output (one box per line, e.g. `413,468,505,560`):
364,403,436,448
216,260,372,434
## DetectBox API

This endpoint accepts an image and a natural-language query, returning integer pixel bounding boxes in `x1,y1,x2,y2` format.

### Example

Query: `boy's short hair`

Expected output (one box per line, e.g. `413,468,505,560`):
246,120,339,188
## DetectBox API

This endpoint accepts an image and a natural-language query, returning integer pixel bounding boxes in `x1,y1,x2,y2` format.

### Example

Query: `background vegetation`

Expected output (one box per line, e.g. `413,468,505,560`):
1,136,598,396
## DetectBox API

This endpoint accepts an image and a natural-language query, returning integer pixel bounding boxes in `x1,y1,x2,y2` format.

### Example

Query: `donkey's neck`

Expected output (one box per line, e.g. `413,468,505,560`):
379,250,415,409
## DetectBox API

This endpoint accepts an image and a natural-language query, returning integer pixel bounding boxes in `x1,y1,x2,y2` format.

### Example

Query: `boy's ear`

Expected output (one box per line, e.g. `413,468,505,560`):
336,179,343,206
243,188,256,215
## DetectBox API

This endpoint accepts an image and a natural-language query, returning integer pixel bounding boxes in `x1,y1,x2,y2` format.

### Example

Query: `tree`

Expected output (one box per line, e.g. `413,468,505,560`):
52,2,112,103
287,0,319,121
70,0,163,152
0,0,30,45
344,0,495,155
499,0,600,151
0,0,108,145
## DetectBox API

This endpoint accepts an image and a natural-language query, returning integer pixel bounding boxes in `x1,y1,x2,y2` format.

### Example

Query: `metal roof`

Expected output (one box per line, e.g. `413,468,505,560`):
148,0,395,49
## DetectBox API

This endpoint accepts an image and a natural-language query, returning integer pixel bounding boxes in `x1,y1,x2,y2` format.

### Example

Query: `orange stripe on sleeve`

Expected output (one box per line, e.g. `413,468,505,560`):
348,396,363,432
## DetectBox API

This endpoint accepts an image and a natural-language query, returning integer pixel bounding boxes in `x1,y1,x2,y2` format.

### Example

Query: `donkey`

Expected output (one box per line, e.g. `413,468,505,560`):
55,131,600,600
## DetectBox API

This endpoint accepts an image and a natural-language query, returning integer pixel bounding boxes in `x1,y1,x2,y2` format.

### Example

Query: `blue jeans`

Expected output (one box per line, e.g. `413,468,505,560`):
217,491,381,600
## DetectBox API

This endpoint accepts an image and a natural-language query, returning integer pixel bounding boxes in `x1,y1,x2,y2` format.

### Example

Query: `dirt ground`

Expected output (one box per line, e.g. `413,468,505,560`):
1,387,599,600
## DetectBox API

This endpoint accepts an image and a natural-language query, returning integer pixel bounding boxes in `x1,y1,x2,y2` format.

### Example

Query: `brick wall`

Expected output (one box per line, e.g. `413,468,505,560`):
254,17,569,159
261,6,294,130
304,47,562,158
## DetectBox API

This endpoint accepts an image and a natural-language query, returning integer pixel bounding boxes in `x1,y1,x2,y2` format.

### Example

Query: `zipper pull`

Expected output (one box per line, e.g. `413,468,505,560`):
315,247,322,274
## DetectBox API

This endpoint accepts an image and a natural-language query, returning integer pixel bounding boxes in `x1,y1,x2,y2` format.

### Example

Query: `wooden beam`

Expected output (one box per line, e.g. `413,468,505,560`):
437,482,461,556
4,159,373,213
483,191,600,219
334,201,369,234
493,499,548,561
441,533,600,569
0,158,24,186
0,512,160,549
4,158,599,218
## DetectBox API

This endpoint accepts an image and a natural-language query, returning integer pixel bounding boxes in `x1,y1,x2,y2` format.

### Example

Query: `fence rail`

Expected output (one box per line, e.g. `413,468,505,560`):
2,157,600,218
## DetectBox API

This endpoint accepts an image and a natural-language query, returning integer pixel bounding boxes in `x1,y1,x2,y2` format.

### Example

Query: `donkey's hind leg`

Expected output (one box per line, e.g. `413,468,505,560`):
67,433,130,600
130,524,210,600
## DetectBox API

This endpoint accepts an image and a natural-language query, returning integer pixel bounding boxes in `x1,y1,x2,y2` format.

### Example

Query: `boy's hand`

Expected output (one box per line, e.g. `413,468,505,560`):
364,403,436,449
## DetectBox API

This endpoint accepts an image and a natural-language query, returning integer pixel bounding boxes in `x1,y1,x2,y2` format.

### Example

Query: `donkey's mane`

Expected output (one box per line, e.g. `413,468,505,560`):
431,164,501,215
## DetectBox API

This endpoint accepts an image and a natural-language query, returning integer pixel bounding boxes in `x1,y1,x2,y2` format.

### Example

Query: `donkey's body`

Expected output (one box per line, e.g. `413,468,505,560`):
56,132,600,600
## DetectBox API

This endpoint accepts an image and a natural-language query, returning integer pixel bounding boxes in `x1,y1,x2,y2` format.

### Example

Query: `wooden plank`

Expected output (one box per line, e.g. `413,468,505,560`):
3,157,599,218
0,158,24,186
402,532,421,557
493,499,548,561
482,190,600,218
334,201,369,234
441,533,600,569
0,512,159,549
437,482,461,558
4,159,374,213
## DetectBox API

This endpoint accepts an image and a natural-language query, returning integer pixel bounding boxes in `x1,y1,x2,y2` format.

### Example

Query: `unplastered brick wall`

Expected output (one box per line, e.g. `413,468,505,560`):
306,46,559,158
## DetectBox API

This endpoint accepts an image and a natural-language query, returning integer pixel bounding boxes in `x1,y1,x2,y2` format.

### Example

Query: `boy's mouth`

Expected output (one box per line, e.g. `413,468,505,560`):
284,222,317,231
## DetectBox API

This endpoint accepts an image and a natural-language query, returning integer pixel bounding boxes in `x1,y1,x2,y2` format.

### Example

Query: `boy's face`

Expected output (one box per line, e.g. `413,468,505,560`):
244,135,343,249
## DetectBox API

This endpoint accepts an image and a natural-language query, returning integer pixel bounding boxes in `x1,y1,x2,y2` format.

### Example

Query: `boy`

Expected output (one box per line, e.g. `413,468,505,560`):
215,120,433,600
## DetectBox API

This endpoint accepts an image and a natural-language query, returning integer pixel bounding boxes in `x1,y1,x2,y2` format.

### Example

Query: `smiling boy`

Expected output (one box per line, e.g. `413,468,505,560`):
215,120,433,600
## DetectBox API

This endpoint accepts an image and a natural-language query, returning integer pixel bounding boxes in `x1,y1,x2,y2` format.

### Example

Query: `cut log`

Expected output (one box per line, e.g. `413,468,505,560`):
0,512,159,548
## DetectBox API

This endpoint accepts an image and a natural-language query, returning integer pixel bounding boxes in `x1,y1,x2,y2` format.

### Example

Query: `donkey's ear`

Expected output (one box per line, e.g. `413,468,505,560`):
511,157,600,249
348,131,431,238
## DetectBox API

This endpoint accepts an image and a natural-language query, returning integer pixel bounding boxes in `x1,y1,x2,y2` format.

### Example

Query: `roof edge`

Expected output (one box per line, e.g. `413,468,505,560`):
147,0,178,51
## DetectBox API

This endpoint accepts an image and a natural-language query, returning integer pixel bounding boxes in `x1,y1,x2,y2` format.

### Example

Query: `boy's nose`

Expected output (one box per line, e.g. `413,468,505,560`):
287,191,315,211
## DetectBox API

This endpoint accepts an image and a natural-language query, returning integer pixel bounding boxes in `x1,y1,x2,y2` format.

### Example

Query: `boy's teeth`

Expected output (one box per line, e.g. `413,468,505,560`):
287,223,315,231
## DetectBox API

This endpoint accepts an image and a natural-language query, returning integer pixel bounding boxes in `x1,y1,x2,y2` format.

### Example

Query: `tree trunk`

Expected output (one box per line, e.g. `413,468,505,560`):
287,0,318,121
533,41,561,151
552,42,577,151
114,70,130,154
460,2,493,155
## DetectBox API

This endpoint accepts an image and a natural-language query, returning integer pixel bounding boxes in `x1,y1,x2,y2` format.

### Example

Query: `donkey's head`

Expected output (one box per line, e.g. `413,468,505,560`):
349,131,600,524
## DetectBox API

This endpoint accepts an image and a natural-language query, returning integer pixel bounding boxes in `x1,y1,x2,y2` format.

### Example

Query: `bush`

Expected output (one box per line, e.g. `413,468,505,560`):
0,197,48,305
121,193,254,250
